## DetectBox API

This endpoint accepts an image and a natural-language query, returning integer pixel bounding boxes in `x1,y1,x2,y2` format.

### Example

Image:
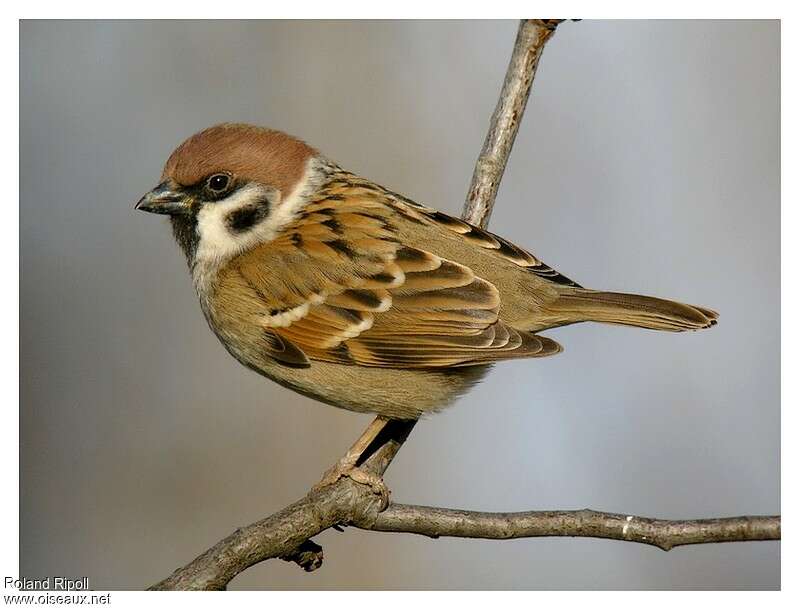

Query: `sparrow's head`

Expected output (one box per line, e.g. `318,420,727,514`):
136,123,318,262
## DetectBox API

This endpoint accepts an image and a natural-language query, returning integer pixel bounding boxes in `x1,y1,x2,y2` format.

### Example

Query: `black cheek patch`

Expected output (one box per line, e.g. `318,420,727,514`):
225,197,272,233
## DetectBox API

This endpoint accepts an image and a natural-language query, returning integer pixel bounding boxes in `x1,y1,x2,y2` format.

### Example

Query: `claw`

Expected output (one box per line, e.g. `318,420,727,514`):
313,457,390,510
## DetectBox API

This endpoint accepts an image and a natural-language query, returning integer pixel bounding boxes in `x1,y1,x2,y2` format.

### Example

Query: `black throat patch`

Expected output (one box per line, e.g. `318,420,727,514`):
170,214,199,263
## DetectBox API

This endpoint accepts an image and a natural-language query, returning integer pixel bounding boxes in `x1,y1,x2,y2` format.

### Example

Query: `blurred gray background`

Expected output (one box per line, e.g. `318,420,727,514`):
20,20,779,590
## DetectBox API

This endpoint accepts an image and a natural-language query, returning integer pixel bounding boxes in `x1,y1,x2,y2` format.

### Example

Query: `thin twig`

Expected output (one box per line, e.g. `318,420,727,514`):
358,505,781,552
463,19,563,227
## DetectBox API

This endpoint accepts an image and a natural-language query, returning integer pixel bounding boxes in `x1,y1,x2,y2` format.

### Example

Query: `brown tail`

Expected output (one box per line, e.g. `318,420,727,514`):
549,289,718,332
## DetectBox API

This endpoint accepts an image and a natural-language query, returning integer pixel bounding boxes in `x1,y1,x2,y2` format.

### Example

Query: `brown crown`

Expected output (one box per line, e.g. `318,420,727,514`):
161,123,317,196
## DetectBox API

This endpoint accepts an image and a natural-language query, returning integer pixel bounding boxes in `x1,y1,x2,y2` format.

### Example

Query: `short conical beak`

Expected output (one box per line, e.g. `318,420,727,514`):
135,181,190,215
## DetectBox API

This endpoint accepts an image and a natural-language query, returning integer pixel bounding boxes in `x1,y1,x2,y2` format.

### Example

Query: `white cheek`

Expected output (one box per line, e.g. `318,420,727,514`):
194,184,277,267
191,157,319,293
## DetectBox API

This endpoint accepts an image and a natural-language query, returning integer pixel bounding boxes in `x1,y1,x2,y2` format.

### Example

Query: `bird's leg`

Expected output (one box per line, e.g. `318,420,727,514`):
313,416,391,507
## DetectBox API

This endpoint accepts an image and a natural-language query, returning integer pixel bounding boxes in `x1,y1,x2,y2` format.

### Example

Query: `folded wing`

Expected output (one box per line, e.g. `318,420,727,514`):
224,194,561,368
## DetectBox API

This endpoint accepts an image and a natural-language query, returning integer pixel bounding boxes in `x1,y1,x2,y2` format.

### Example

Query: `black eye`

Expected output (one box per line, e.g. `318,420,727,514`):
206,173,230,193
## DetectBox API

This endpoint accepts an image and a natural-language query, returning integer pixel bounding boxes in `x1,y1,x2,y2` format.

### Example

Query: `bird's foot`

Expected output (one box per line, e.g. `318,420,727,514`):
313,455,390,510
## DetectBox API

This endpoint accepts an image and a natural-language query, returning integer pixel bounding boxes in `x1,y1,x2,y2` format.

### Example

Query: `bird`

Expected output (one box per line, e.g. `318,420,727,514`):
136,123,718,423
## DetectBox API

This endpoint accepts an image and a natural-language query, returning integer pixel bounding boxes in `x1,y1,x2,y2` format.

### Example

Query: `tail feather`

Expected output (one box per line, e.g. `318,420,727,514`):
550,289,718,332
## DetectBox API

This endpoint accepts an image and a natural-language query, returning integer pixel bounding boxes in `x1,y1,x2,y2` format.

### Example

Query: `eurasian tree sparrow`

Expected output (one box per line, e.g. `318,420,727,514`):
136,123,717,421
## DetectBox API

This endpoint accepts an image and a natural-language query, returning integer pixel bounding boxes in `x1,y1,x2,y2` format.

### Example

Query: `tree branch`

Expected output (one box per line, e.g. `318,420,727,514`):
150,479,382,590
150,417,416,590
151,477,780,589
149,20,779,590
